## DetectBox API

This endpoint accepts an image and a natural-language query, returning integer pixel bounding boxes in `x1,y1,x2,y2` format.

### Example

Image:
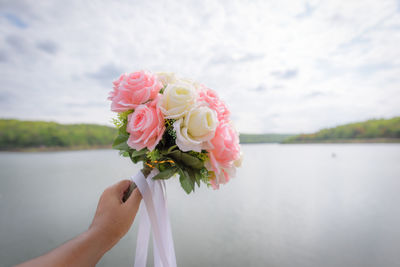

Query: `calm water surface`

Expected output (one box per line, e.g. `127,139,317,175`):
1,144,400,267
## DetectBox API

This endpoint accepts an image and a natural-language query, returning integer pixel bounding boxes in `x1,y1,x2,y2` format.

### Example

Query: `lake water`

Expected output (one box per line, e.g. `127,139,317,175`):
1,144,400,267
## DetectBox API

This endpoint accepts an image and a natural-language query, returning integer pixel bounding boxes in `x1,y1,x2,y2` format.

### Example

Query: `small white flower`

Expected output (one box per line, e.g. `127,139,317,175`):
173,106,218,152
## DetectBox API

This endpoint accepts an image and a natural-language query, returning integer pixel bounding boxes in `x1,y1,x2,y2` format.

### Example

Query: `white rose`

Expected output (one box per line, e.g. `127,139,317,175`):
156,72,177,86
159,81,197,119
173,106,218,152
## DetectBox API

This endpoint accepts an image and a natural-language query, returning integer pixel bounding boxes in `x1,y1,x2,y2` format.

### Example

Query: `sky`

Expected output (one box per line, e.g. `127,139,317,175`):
0,0,399,134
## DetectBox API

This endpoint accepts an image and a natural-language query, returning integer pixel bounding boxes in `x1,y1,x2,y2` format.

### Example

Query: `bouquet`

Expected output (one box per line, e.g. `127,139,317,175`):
108,70,242,267
108,70,242,195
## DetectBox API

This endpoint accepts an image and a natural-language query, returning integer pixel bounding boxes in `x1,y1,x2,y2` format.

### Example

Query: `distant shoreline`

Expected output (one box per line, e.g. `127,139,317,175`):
282,138,400,144
3,139,400,152
0,145,112,152
1,117,399,150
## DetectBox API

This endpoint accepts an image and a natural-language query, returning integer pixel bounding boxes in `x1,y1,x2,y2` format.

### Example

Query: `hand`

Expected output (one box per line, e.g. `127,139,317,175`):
89,180,142,252
16,180,142,267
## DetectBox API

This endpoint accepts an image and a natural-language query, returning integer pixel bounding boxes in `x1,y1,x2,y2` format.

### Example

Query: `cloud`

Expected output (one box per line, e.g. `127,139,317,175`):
0,91,15,104
209,52,264,65
296,2,317,19
65,102,106,108
5,35,27,53
271,69,299,80
0,0,399,133
3,12,27,28
356,62,396,76
36,40,59,54
337,36,371,50
0,50,8,62
304,91,327,98
87,63,123,86
253,85,266,92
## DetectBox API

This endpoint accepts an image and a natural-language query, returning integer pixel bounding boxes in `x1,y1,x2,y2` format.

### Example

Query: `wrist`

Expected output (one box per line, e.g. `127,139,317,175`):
86,227,115,256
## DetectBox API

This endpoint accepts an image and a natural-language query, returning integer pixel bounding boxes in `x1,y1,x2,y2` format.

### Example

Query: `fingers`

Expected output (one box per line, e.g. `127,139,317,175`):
111,179,132,194
124,188,142,212
105,180,132,203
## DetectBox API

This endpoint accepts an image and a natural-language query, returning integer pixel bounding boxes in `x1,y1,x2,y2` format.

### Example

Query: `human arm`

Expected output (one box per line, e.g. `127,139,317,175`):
16,179,142,267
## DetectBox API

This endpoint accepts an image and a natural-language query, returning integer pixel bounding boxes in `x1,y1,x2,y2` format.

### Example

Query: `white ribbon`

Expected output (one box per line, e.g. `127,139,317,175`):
131,170,177,267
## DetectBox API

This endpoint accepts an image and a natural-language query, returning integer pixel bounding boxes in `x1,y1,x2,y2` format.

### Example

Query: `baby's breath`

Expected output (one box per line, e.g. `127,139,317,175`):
112,110,133,128
188,151,209,162
146,149,161,161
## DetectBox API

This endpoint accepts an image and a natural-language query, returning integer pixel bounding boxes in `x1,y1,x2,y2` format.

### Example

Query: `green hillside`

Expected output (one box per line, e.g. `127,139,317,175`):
1,116,399,150
284,117,400,143
240,133,295,143
0,119,117,150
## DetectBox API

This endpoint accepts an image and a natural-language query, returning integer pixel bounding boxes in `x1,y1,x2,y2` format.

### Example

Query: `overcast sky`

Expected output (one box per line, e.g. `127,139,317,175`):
0,0,399,133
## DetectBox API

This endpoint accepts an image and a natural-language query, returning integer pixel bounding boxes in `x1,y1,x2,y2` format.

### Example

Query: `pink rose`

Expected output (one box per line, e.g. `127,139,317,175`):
210,122,240,166
126,100,165,151
207,122,241,189
208,167,234,190
198,88,230,122
108,70,162,112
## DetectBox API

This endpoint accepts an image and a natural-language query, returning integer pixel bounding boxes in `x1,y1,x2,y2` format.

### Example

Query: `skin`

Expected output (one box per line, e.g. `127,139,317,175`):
16,180,142,267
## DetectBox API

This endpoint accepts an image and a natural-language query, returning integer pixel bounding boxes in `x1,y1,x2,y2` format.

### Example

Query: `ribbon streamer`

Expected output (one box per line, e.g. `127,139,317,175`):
131,170,177,267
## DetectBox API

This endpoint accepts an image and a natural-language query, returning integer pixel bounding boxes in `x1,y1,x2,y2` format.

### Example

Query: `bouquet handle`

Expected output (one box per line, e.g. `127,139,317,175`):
130,170,177,267
123,166,152,202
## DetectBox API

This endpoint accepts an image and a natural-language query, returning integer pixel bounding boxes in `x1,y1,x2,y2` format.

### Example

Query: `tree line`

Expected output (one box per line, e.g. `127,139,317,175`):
239,133,294,143
1,117,399,149
0,119,117,150
284,117,400,143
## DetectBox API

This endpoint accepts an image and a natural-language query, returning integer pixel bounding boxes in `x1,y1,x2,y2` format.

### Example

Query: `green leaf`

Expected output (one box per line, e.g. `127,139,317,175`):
118,123,128,134
159,85,167,94
131,148,148,158
130,149,147,164
112,130,129,150
167,150,204,169
167,150,180,158
112,132,128,146
119,151,130,157
130,155,141,164
181,153,203,169
194,171,201,187
113,141,130,151
187,168,196,192
178,168,194,194
167,145,177,154
153,167,178,180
